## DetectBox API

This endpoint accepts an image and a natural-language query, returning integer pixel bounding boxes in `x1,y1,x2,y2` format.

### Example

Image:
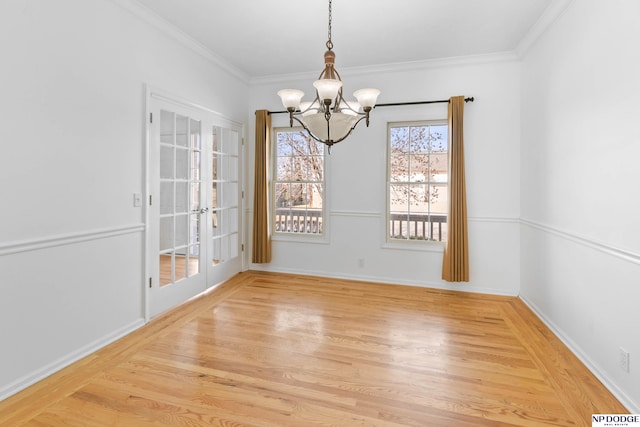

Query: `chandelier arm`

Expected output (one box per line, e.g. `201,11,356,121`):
363,107,372,126
288,115,325,145
286,107,295,127
333,90,362,114
326,116,331,142
327,68,341,107
323,99,332,121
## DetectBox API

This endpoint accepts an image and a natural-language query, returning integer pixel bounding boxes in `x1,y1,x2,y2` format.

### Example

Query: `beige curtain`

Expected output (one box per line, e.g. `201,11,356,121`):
252,110,271,263
442,96,469,282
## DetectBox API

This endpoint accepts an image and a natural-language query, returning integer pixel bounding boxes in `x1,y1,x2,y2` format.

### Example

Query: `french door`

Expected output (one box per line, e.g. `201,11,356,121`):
208,127,242,283
148,92,243,317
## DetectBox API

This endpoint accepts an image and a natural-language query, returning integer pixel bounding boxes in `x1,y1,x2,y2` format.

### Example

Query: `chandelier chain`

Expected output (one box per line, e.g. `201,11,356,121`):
326,0,333,50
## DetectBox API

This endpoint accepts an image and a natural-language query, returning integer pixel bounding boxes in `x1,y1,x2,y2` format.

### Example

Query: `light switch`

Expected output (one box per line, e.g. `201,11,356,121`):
133,193,142,207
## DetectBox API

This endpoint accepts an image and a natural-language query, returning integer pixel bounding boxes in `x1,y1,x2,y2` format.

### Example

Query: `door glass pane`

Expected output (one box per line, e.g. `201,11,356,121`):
175,254,187,282
176,115,188,147
190,244,200,257
227,183,238,206
160,182,174,215
160,217,173,251
175,214,188,247
221,155,229,180
160,146,174,179
159,253,172,286
190,213,200,245
191,152,201,181
187,254,200,277
220,133,228,154
160,111,174,144
229,158,238,181
190,119,201,150
212,237,221,265
176,148,189,179
219,209,228,234
190,183,200,212
176,182,188,214
229,207,238,233
229,131,239,155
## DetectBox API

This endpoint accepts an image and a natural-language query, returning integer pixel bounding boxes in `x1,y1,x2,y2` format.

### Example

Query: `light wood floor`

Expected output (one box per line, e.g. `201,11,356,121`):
0,271,626,426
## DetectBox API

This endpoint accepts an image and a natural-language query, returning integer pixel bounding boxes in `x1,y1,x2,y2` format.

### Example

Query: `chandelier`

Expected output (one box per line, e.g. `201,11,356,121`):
277,0,380,150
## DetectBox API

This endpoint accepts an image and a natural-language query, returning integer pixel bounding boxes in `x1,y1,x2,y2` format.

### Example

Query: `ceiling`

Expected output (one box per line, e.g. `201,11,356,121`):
134,0,555,79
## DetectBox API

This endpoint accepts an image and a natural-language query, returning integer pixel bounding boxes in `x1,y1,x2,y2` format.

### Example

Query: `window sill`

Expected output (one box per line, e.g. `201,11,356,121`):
382,240,445,253
272,233,330,245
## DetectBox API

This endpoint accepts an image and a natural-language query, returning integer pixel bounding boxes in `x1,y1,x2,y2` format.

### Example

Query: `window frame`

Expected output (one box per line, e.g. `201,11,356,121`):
385,119,449,248
271,126,329,244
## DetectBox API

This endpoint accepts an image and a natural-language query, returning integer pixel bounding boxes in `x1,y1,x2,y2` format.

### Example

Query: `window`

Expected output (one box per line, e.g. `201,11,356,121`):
388,121,448,242
274,128,325,235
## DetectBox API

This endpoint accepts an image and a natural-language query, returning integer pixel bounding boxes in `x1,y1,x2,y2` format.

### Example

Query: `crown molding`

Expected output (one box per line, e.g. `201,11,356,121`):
108,0,249,84
109,0,572,87
249,51,520,86
515,0,575,58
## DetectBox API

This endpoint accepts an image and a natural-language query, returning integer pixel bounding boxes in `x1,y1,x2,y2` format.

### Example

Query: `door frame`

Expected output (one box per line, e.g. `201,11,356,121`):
144,85,245,321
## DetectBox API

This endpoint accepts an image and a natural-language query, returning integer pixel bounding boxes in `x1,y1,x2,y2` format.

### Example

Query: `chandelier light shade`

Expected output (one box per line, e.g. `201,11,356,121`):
277,0,380,150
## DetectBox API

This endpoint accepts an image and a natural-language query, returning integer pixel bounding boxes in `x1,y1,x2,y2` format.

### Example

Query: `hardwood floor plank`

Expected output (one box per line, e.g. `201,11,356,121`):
0,271,627,426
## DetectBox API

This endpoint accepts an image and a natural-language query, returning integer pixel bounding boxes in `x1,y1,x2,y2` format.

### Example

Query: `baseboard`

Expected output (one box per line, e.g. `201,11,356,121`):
249,265,518,297
0,318,146,402
519,296,639,413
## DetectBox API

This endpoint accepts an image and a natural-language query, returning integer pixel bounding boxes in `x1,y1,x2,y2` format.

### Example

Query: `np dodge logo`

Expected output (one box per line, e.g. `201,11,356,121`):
593,415,640,426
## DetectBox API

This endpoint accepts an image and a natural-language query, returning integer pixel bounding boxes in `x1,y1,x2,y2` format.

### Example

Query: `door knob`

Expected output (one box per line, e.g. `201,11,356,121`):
200,207,209,214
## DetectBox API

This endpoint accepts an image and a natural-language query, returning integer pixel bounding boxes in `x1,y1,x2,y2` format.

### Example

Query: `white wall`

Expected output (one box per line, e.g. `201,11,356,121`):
248,57,522,296
0,0,248,399
520,0,640,411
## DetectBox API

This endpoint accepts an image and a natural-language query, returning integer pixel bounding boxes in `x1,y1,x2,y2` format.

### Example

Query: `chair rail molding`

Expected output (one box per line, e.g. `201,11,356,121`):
0,223,145,256
520,218,640,265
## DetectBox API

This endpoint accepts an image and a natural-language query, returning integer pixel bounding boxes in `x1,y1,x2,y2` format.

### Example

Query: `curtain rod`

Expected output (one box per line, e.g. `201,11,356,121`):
376,97,474,108
267,96,474,115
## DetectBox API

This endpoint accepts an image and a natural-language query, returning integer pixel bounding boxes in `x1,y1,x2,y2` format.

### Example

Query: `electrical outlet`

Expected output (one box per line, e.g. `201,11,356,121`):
619,348,630,373
357,258,365,268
